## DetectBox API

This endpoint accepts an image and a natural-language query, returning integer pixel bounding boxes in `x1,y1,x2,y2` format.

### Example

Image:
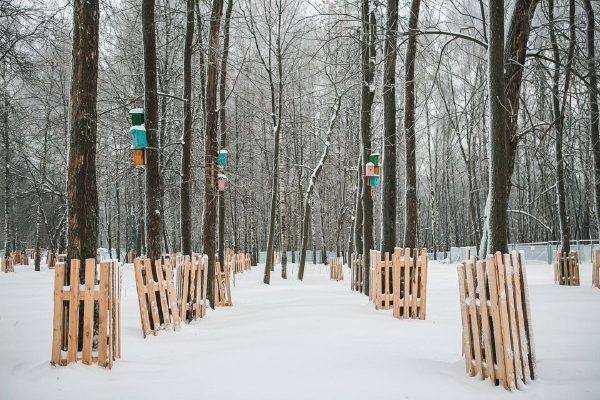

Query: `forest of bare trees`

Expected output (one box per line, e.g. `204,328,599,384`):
1,0,599,276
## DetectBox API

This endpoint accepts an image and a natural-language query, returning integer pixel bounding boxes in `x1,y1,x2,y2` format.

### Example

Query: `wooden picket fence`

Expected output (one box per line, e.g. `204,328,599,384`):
215,257,233,307
175,255,208,322
329,256,343,281
233,252,252,274
51,259,121,368
457,252,535,391
350,254,364,292
133,258,180,337
594,249,600,289
1,256,14,273
370,248,429,319
554,251,580,286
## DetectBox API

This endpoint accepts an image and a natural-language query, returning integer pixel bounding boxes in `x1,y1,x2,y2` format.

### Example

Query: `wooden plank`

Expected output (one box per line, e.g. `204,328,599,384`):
392,249,401,319
511,251,529,384
486,255,507,389
145,258,161,332
403,249,410,318
81,259,95,365
574,252,580,286
411,248,419,318
51,262,65,365
503,253,522,387
164,260,179,328
475,259,495,382
384,252,390,310
419,250,428,320
465,260,483,379
180,257,190,322
134,259,151,337
495,252,515,390
225,260,233,306
155,260,171,329
518,252,536,379
98,262,109,367
457,263,474,376
67,259,81,363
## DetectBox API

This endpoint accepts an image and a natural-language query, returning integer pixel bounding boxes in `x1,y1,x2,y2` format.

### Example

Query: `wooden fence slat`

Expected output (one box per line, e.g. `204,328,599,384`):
411,248,419,318
465,260,483,379
164,260,179,328
511,251,530,383
81,259,95,365
392,249,401,319
419,250,428,320
155,260,171,329
403,249,410,319
98,262,109,367
134,259,151,337
475,259,495,382
51,262,65,365
457,264,474,377
145,258,161,332
495,253,515,390
503,253,522,387
67,259,80,363
485,255,507,389
518,252,536,379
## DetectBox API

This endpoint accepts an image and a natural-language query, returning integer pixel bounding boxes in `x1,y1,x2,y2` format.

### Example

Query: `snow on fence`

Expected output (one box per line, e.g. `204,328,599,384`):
134,258,180,337
51,259,121,368
350,254,364,292
457,252,535,391
174,255,208,323
369,248,429,320
554,251,580,286
329,257,343,281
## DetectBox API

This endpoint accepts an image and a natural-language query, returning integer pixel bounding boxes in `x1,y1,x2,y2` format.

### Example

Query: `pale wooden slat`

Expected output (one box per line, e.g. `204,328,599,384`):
495,252,515,390
503,253,522,387
475,259,495,382
67,259,81,363
403,249,410,318
155,260,171,329
518,252,536,379
511,251,529,384
419,250,428,320
81,259,96,365
98,262,109,367
457,263,474,376
164,260,179,328
134,258,151,337
465,260,483,379
411,249,419,318
392,249,402,319
51,262,65,365
486,254,507,389
145,258,161,332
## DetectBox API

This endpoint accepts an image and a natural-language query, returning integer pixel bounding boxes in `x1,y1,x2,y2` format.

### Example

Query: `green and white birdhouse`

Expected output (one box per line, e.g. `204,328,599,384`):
129,108,144,126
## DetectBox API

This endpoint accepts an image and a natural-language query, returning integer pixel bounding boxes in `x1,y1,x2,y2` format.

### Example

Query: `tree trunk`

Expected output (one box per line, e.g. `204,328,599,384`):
66,0,99,265
180,0,194,256
218,0,233,266
142,0,162,261
203,0,224,307
2,100,11,256
583,1,600,239
381,0,398,254
360,0,376,296
403,0,421,249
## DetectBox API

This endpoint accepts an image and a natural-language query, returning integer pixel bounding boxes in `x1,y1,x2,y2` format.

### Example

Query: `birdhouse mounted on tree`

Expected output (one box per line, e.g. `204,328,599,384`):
369,152,380,166
365,162,375,177
218,149,228,168
369,175,380,187
132,149,146,167
130,126,148,149
217,173,227,191
129,108,144,126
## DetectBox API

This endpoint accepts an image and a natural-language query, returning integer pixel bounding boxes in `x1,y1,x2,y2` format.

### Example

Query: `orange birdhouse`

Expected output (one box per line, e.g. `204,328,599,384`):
132,149,146,167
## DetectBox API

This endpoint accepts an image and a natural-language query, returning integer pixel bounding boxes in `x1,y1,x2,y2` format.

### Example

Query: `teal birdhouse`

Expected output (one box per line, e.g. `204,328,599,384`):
369,152,380,166
129,108,144,126
130,125,148,149
218,149,228,168
369,175,380,187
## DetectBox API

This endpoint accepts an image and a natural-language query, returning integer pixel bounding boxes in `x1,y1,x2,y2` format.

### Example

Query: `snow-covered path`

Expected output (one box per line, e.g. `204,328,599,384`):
0,260,598,399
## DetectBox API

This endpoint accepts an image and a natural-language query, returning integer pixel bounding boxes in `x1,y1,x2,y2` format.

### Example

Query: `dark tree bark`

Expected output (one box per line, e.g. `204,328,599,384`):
2,100,11,256
360,1,376,295
549,0,576,254
381,0,398,253
180,0,194,256
353,153,363,254
486,0,508,254
218,0,233,265
403,0,421,249
142,0,162,261
480,0,540,255
203,0,224,307
66,0,99,264
583,1,600,238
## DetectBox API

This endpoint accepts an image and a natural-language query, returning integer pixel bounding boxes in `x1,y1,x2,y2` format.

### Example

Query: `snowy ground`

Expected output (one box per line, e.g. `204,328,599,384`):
1,259,599,399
